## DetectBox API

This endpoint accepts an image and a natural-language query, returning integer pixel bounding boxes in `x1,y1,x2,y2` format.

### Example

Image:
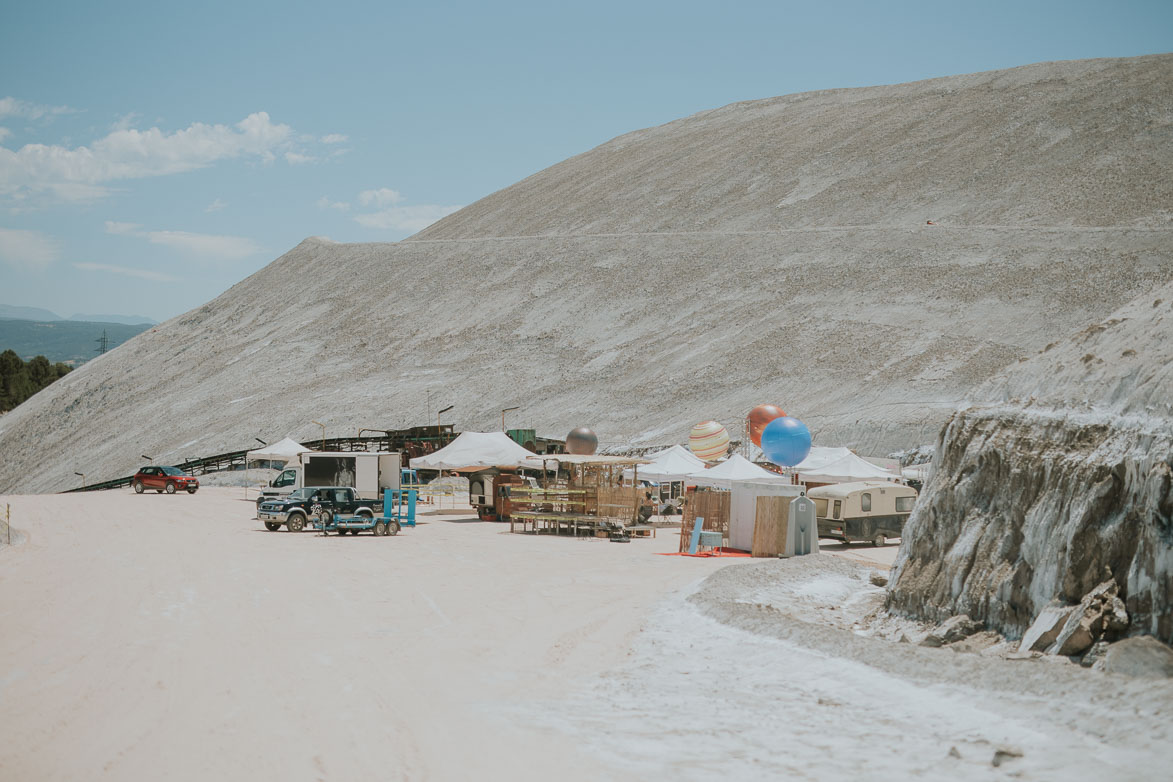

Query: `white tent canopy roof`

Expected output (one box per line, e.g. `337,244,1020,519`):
623,445,707,482
247,437,311,463
791,446,855,473
687,453,789,489
409,431,537,471
798,451,899,483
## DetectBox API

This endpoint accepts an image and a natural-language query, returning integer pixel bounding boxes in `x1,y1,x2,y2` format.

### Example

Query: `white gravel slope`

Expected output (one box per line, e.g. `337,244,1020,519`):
542,557,1172,781
1,55,1170,492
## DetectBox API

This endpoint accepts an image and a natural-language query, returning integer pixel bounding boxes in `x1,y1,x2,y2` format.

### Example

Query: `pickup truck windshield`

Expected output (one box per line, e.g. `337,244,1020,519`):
287,488,316,500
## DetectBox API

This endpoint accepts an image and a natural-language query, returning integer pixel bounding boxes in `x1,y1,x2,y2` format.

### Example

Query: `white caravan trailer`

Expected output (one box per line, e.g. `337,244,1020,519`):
807,480,918,546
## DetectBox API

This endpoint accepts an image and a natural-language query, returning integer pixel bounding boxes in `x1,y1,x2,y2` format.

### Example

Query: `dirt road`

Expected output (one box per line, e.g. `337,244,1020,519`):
0,488,736,780
6,488,1149,781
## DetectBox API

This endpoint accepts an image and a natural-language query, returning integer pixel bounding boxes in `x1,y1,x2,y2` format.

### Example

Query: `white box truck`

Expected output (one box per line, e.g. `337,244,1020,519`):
256,451,402,507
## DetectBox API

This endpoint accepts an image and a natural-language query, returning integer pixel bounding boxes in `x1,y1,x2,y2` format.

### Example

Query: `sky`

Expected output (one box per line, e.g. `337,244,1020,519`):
1,0,1170,322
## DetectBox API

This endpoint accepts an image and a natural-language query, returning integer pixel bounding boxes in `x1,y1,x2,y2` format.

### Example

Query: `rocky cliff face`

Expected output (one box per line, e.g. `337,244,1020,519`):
889,285,1173,644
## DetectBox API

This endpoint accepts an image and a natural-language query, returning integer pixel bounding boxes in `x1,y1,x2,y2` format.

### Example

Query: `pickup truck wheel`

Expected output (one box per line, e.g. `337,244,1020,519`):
287,514,306,532
263,521,281,531
872,533,886,547
133,481,144,494
165,482,176,495
374,521,388,536
357,510,374,522
389,520,400,536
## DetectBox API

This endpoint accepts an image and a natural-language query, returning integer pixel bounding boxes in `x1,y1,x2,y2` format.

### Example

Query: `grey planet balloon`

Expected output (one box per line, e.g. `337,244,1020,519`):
566,427,598,455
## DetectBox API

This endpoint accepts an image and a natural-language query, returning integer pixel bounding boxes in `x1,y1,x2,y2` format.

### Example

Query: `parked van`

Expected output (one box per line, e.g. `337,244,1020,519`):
806,480,918,546
256,451,402,506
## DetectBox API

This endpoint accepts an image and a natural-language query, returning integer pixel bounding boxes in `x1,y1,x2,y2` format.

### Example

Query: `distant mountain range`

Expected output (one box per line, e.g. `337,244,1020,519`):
0,319,154,364
0,303,157,326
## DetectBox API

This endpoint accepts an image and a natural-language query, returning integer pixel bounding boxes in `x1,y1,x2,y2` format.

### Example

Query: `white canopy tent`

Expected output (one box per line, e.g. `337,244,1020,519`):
246,437,311,464
687,453,789,489
797,451,899,484
409,431,537,471
622,445,707,482
791,447,854,473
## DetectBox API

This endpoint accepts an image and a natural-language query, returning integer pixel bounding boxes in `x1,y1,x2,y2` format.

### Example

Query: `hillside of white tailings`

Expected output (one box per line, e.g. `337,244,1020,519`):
417,54,1173,238
889,281,1173,643
1,55,1171,493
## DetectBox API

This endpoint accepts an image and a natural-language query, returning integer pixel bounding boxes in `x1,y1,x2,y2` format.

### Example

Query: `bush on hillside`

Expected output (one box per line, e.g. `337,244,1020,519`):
0,350,71,412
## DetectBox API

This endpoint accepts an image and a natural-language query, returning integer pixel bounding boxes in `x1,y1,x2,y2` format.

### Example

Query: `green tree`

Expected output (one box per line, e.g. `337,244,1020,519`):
0,351,72,411
0,350,34,411
27,355,52,387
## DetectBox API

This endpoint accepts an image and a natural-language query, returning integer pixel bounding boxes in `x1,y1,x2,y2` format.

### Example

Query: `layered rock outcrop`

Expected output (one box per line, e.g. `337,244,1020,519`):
889,285,1173,643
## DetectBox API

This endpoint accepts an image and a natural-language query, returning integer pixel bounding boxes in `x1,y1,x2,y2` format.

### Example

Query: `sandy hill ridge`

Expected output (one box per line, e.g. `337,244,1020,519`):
1,54,1171,493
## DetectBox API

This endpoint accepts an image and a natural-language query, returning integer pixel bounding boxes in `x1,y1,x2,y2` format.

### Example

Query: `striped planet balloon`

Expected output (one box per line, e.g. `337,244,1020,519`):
688,420,730,461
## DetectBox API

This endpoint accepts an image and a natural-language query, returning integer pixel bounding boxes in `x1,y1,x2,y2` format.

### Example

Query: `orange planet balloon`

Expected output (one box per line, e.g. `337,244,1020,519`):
748,404,787,447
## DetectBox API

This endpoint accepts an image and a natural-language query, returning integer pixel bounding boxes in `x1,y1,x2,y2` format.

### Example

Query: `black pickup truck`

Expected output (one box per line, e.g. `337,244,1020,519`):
258,486,380,532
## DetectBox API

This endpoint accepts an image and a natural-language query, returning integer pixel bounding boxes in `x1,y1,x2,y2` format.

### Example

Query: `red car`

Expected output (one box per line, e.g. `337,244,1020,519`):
133,466,199,494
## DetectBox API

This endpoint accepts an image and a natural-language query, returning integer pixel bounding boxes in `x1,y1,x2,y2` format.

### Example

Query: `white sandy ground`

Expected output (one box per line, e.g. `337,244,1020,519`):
1,489,1166,780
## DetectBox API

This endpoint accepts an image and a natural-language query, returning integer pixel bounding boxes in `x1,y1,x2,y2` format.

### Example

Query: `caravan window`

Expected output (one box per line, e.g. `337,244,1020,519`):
813,498,828,517
896,496,916,512
861,493,872,512
832,500,841,519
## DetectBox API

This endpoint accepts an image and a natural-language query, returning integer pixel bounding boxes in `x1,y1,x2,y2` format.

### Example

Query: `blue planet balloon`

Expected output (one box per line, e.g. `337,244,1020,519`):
760,416,811,467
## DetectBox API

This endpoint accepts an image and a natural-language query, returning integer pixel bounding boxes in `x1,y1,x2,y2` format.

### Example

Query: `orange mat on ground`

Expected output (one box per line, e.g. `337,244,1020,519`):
657,547,751,558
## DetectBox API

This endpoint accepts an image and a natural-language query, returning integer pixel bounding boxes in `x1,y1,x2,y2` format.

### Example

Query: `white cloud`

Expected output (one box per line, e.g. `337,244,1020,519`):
0,111,294,203
105,220,262,261
0,226,59,268
0,97,75,121
73,261,179,282
0,127,10,143
353,204,463,233
316,196,350,212
145,230,262,260
358,188,403,208
205,198,227,212
110,112,141,132
320,133,348,144
285,151,314,165
45,183,112,202
104,220,141,235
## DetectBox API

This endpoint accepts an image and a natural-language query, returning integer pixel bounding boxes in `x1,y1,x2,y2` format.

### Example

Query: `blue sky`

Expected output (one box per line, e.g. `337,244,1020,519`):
1,0,1170,322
